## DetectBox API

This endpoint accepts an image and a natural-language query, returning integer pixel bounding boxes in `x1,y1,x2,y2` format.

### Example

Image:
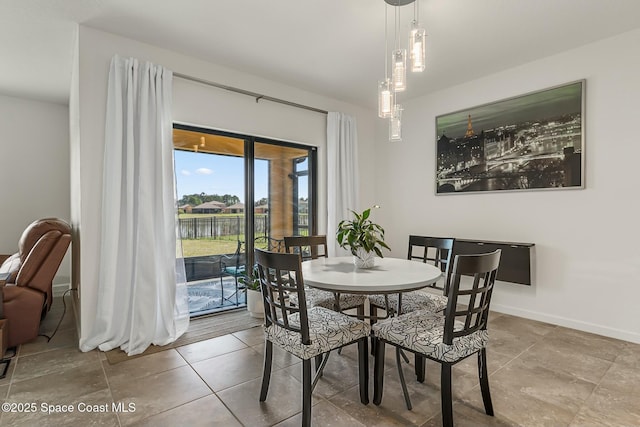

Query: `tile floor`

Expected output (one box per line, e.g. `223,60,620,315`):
0,298,639,426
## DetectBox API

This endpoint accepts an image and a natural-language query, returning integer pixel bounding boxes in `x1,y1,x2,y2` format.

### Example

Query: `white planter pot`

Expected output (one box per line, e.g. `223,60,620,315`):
354,248,376,269
246,289,264,318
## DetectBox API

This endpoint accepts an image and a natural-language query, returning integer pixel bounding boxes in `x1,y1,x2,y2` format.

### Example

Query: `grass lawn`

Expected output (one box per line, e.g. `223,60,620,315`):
180,238,240,257
178,213,276,257
180,237,273,257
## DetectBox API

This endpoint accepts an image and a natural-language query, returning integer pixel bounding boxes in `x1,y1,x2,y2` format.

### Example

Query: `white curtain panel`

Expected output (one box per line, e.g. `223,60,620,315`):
327,112,360,257
80,55,189,355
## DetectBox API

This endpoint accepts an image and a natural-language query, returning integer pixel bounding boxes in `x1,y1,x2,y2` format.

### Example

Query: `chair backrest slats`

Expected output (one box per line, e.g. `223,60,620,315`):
408,235,454,292
443,250,501,345
407,236,454,267
284,235,328,261
255,248,311,345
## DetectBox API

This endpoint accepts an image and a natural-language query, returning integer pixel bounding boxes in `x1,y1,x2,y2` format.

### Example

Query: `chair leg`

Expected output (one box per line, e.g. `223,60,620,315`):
234,276,239,305
370,305,378,356
370,305,378,325
315,355,323,375
441,363,453,427
302,359,312,427
370,335,376,357
259,340,273,401
311,353,330,390
219,276,226,307
373,338,386,405
478,348,494,416
357,337,369,405
396,347,412,410
415,354,426,383
357,304,365,320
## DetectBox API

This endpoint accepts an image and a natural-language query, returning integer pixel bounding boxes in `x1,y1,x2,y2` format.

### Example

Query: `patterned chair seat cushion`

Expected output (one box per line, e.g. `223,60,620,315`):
289,287,367,311
223,265,245,277
372,310,488,363
265,306,371,360
369,291,447,314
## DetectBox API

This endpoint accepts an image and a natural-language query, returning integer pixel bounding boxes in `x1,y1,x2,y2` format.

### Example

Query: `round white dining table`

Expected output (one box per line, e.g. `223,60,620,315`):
300,256,442,295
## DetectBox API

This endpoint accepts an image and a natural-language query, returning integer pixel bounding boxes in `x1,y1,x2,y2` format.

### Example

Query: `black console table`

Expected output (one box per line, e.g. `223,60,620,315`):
451,239,534,285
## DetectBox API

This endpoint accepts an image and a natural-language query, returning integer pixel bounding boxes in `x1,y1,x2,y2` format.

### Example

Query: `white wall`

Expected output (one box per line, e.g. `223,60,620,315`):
0,94,71,284
374,29,640,343
73,26,376,345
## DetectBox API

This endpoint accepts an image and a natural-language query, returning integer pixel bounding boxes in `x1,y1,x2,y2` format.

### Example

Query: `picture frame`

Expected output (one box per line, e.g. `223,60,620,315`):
435,80,585,194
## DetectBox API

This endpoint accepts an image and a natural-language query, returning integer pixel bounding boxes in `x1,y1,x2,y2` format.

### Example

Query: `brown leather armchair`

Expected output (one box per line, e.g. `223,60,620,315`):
0,218,71,348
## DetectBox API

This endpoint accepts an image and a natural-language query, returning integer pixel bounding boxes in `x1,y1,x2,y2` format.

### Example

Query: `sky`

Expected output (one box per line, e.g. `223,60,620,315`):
174,150,268,203
436,81,583,139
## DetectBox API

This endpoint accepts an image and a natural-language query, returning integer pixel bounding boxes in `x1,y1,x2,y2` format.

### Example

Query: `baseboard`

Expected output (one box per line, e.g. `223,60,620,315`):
491,303,640,345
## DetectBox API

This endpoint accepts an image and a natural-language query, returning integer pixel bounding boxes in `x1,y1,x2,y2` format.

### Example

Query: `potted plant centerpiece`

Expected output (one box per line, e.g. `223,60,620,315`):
239,266,264,318
336,206,390,269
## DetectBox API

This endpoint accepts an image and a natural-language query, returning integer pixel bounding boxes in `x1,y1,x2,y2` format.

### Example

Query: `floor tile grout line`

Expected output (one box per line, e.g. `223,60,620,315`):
183,345,255,427
189,369,245,426
6,301,639,427
103,352,211,424
279,397,367,427
481,325,610,426
8,350,102,387
113,345,206,426
98,349,123,427
488,324,561,373
108,360,223,426
4,343,22,403
175,337,257,366
566,359,617,427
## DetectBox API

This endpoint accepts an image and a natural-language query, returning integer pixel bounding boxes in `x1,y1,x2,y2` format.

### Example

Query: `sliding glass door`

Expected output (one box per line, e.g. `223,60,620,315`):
173,125,316,316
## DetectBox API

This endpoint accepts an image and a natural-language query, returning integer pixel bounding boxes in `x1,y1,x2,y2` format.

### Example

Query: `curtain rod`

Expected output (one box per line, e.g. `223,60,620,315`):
174,72,329,115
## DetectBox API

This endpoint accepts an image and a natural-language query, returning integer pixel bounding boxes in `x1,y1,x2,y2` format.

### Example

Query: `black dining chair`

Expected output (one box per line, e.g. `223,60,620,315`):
284,235,367,318
372,250,501,427
369,236,454,380
254,235,285,253
255,249,370,427
369,236,454,318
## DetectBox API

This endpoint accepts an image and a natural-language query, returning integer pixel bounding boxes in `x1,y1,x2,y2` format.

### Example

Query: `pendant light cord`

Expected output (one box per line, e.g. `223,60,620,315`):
395,4,399,50
384,4,388,79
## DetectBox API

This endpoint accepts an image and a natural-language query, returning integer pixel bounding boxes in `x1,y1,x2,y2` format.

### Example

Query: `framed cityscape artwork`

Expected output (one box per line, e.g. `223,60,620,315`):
435,80,584,194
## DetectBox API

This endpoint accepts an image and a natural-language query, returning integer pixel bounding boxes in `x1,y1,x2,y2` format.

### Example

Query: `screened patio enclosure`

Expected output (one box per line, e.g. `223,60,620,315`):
173,126,317,316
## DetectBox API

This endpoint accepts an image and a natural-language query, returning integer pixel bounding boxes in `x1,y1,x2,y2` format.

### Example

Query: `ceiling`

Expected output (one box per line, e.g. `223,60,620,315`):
2,0,640,109
173,128,308,160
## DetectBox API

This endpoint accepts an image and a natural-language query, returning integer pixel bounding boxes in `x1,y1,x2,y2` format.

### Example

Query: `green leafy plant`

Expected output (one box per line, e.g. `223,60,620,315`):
239,265,260,291
336,206,390,258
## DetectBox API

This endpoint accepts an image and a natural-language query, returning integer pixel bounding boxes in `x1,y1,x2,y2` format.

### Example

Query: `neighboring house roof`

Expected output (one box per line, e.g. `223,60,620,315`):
194,201,226,209
225,202,245,210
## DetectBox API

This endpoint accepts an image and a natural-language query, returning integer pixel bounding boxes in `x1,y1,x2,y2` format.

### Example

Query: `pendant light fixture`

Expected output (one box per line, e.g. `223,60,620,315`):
379,0,426,141
389,104,403,142
378,5,393,118
392,4,407,92
409,1,426,72
377,79,393,118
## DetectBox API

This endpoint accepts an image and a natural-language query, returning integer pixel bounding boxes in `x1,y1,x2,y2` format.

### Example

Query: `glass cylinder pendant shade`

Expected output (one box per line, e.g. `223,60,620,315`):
378,79,394,118
410,22,426,72
389,104,403,142
392,49,407,92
